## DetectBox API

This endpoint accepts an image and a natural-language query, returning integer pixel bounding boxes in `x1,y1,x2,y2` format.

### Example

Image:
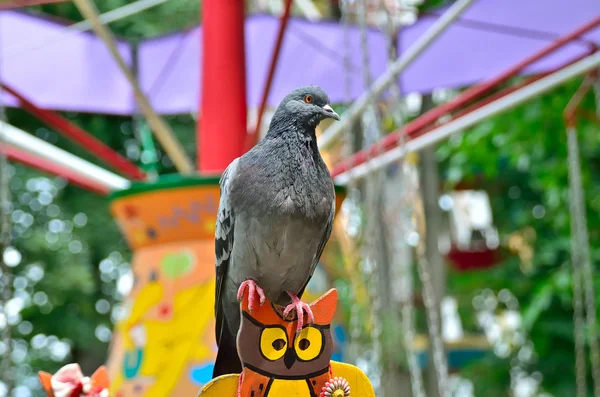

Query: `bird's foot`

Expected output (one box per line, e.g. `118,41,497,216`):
237,280,266,312
283,292,315,333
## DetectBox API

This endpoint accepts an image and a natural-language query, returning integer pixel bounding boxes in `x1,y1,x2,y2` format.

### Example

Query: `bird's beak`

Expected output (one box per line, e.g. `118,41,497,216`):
322,104,340,121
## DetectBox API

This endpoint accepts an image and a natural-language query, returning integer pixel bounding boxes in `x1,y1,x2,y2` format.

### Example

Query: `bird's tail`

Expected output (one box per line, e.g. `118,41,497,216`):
212,319,242,378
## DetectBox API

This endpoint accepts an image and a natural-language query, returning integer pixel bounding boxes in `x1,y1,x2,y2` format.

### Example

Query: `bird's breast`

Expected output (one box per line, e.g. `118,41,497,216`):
231,214,326,303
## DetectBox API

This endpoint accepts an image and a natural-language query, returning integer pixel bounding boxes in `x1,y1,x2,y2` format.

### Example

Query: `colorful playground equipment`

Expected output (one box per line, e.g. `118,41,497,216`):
0,0,598,396
106,176,220,395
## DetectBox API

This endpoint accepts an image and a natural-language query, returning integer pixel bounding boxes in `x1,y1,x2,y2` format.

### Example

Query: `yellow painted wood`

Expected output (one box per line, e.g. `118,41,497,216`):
197,361,375,397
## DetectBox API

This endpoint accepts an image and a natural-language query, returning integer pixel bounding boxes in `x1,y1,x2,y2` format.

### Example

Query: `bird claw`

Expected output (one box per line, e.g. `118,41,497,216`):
237,280,266,312
283,292,315,334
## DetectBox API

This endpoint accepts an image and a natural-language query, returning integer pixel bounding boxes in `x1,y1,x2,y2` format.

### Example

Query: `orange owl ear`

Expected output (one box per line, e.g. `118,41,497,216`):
309,288,338,325
38,371,55,396
240,284,284,324
90,365,110,389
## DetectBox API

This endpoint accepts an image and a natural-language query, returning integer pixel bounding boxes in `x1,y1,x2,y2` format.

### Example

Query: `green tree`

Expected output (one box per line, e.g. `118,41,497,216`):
2,3,199,394
439,79,599,396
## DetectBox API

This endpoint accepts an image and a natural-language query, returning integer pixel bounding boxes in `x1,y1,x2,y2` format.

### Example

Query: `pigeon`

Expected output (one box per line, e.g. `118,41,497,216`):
212,85,340,378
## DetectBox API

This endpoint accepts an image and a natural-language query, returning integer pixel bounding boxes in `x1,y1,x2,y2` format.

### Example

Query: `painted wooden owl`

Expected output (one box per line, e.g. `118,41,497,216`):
235,287,338,396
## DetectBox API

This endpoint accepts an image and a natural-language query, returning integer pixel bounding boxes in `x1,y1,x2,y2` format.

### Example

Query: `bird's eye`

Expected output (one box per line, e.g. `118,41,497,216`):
294,326,323,362
304,95,313,104
260,327,288,361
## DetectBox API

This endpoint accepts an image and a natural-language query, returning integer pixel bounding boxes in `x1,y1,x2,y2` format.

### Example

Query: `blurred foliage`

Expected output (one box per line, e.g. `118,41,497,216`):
3,111,195,397
438,78,600,396
34,0,200,38
3,3,197,395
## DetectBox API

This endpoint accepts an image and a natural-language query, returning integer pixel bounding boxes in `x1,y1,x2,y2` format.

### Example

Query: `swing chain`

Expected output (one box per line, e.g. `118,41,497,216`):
567,126,591,397
0,41,14,392
566,72,600,397
378,4,426,397
357,2,386,395
414,193,450,397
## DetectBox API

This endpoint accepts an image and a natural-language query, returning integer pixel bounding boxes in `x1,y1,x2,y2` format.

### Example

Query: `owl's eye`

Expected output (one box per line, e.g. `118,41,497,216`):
272,339,286,351
294,326,323,362
260,327,288,361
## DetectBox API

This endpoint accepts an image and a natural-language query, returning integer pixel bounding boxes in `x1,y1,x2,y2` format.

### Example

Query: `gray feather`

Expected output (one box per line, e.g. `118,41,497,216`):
214,158,238,345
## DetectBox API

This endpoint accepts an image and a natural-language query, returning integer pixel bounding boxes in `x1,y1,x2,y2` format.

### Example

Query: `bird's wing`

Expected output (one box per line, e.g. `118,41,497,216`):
214,157,239,345
298,195,335,298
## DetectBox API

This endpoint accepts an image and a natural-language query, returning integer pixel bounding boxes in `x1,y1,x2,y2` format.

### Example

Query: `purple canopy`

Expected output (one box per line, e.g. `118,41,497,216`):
0,11,133,114
0,0,598,115
399,0,600,94
138,15,388,114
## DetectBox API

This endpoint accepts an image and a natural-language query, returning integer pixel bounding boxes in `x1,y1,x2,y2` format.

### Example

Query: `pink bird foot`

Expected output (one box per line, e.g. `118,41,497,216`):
283,292,315,333
237,280,266,313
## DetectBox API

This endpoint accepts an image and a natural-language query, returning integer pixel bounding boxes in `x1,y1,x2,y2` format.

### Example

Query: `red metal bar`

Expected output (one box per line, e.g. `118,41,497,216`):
0,145,109,195
244,0,294,152
2,84,146,181
0,0,67,9
330,18,600,177
402,17,599,137
331,52,593,178
199,0,248,173
407,50,593,142
564,73,595,128
411,50,594,149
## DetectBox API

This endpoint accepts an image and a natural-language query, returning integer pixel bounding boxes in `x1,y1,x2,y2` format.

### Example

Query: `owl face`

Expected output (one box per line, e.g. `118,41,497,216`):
237,289,337,379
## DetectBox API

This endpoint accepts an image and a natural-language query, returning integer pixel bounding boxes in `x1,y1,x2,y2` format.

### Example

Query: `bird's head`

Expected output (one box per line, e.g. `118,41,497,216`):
270,85,340,133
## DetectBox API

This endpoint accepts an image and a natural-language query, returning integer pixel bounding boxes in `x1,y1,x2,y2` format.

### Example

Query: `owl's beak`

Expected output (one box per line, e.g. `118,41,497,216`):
283,348,296,369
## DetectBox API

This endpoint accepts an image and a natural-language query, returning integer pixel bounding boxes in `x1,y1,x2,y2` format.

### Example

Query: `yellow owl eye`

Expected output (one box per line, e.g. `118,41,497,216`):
260,327,288,361
294,326,323,362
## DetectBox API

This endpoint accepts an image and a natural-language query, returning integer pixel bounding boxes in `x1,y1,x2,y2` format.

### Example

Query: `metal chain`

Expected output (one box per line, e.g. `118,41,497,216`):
357,2,385,394
357,0,383,144
579,180,600,396
379,3,426,397
382,3,407,133
382,166,426,397
566,73,600,397
592,71,600,395
413,189,449,397
342,3,446,396
0,21,14,391
340,0,358,176
566,126,591,397
339,0,368,371
595,72,600,118
388,7,449,391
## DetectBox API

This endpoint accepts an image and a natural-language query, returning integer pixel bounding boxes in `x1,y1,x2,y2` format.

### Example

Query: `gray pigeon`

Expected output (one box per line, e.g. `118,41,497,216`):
212,85,340,378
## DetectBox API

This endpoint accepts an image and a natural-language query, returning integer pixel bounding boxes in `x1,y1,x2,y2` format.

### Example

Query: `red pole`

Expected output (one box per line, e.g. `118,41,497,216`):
244,0,294,152
3,84,146,181
199,0,248,173
0,0,67,9
0,145,109,195
330,18,600,177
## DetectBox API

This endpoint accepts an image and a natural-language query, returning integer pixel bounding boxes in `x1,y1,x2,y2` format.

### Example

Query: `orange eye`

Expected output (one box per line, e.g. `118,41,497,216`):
304,95,313,104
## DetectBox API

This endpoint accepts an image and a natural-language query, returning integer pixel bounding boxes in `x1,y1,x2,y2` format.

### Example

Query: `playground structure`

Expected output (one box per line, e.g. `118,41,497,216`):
0,0,598,396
